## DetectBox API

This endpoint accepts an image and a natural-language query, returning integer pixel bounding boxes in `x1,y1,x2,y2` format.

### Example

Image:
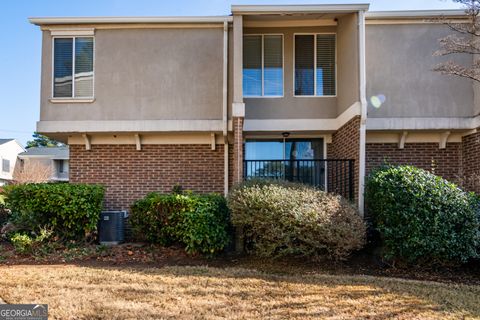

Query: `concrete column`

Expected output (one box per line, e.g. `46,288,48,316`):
232,14,245,186
233,15,243,104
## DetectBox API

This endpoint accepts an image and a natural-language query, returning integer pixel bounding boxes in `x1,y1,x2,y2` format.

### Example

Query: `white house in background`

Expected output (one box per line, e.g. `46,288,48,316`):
0,139,25,186
17,147,69,182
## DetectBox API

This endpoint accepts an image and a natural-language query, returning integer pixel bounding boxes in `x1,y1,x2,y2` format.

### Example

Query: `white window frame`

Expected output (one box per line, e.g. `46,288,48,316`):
243,34,284,98
1,158,10,173
293,33,337,98
51,36,95,101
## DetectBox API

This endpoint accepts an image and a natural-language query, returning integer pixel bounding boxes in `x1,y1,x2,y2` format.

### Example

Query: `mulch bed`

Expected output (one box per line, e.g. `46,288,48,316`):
1,240,479,285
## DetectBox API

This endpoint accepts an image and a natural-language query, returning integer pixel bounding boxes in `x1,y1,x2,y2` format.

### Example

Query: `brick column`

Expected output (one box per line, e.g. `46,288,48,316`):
232,116,244,185
462,128,480,193
326,116,361,203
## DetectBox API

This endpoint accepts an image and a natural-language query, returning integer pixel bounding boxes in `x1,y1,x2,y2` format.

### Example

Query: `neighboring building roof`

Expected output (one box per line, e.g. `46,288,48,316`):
18,146,69,160
0,139,14,145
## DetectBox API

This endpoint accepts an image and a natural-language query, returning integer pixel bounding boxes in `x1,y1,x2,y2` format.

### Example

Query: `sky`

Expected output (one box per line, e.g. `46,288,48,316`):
0,0,463,145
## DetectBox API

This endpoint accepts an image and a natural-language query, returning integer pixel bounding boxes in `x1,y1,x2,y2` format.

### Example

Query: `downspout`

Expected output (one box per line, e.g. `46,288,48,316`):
357,10,367,217
223,19,229,196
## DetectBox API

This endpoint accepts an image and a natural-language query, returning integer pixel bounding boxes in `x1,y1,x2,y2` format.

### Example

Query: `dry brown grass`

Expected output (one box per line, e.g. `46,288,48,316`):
0,265,479,320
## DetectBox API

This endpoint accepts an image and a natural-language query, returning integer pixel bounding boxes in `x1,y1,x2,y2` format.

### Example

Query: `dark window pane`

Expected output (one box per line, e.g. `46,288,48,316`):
295,35,314,96
316,34,336,96
243,36,262,96
264,35,283,96
53,38,73,97
75,37,94,98
285,139,323,160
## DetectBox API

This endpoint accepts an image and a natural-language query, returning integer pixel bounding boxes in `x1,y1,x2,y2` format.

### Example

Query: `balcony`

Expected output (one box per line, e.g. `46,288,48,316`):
244,159,355,200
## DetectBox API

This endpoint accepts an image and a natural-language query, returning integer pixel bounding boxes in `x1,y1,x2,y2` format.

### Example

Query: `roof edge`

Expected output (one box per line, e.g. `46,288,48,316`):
231,4,370,14
29,16,233,26
366,9,467,19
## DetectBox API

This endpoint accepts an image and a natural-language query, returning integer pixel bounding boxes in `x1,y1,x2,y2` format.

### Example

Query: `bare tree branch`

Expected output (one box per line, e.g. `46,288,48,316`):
13,161,53,184
434,0,480,83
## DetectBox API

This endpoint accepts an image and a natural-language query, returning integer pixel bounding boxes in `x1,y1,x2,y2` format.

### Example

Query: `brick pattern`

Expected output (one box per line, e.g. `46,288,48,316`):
232,117,244,186
70,144,225,211
365,143,463,182
462,130,480,193
327,116,361,200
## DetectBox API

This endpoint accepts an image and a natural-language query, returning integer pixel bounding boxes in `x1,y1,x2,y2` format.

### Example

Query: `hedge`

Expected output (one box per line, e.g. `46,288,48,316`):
130,192,230,255
228,179,366,259
2,183,105,240
365,165,480,265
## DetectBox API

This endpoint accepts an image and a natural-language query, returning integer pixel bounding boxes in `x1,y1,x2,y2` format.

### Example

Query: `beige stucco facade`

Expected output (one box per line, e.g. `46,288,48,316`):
366,23,475,119
36,10,478,134
40,27,226,122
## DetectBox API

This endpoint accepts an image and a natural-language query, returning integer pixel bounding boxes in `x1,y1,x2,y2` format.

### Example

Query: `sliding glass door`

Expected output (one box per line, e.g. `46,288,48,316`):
244,138,325,188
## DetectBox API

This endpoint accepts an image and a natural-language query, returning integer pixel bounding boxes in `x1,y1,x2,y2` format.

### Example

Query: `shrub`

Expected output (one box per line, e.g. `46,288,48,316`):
130,193,230,255
9,228,53,255
10,233,33,254
365,165,480,265
0,194,8,227
2,183,105,240
227,180,366,259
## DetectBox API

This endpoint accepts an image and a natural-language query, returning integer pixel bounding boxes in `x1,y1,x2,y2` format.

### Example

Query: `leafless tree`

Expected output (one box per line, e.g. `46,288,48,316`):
13,160,53,184
434,0,480,82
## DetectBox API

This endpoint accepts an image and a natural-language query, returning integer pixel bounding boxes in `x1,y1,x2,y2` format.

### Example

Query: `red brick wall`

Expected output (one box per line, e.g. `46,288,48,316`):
70,144,225,211
365,143,462,182
232,117,244,185
462,130,480,193
327,116,361,200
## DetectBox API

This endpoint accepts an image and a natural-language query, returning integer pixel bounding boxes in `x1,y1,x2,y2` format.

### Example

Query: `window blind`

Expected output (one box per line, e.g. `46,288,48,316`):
53,37,94,98
74,37,94,98
53,38,73,98
243,35,262,96
316,34,336,96
295,34,336,96
243,35,283,97
263,35,283,96
294,35,315,96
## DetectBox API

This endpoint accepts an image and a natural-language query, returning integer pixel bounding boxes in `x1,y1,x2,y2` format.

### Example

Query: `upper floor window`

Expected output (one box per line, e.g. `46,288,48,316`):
294,34,336,96
53,37,94,98
243,35,283,97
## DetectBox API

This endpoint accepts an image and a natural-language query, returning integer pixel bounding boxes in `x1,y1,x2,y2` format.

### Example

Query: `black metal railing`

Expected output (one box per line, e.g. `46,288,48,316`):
244,159,355,201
